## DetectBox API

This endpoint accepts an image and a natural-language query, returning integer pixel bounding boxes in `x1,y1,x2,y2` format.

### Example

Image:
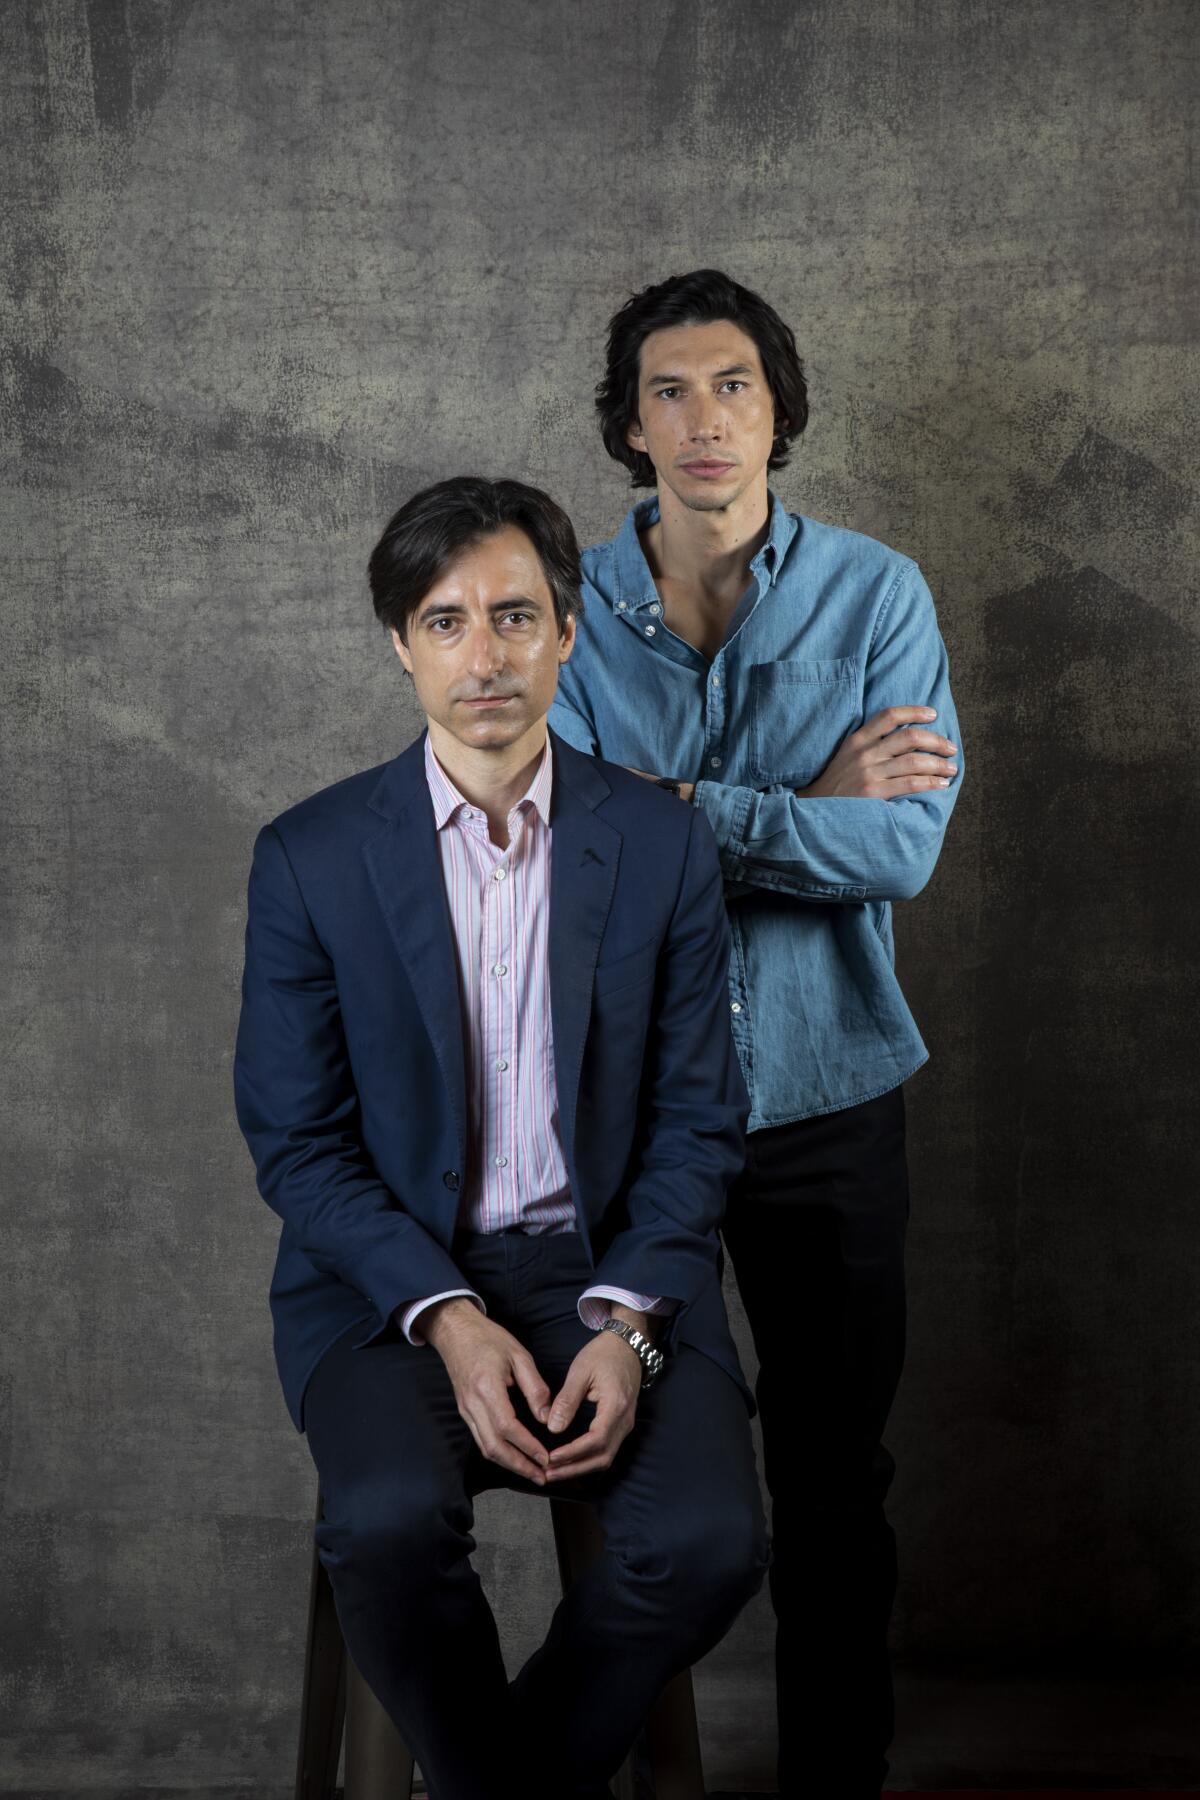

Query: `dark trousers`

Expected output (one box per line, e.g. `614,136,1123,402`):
721,1083,909,1799
303,1228,769,1800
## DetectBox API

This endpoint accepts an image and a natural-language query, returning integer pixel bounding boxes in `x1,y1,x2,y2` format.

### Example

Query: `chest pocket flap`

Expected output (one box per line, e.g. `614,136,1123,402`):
749,656,860,787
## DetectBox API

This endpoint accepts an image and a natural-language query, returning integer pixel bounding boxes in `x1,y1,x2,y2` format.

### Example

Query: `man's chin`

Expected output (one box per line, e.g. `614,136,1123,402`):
667,472,744,513
446,707,531,749
679,489,737,513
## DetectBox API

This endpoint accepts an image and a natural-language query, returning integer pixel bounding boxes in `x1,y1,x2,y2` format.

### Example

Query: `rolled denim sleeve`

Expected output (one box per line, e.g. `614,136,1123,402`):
693,564,963,903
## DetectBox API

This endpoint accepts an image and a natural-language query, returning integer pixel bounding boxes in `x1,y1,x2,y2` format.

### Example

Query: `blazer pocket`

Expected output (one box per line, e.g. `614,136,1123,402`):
592,937,658,996
749,656,860,786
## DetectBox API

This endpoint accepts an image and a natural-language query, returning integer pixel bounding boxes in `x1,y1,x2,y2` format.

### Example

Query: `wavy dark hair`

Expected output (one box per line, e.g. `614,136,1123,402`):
596,269,809,489
368,476,583,643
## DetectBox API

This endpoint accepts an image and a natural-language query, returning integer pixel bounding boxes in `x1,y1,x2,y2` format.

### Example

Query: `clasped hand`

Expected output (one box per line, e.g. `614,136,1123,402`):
797,706,957,799
422,1300,643,1487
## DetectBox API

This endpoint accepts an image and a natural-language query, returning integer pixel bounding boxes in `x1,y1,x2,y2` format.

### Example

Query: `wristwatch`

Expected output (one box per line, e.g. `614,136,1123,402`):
655,777,682,798
599,1318,666,1388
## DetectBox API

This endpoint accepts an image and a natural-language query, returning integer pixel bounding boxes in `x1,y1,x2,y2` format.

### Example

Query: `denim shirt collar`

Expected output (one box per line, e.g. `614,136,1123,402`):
609,489,800,613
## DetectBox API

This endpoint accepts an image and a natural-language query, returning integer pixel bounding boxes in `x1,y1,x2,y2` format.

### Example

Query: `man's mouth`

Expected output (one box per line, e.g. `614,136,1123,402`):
681,459,736,478
461,694,517,709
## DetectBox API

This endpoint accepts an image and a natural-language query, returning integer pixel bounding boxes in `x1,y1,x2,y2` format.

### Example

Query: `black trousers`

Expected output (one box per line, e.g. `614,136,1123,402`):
721,1083,909,1799
303,1228,769,1800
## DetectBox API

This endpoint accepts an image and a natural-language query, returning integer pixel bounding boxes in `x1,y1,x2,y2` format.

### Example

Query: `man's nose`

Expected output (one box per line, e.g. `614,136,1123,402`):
465,624,505,677
686,397,722,441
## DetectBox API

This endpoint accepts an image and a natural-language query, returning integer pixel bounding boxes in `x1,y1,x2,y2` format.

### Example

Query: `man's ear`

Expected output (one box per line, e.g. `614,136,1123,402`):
625,416,647,454
390,625,414,675
558,612,577,664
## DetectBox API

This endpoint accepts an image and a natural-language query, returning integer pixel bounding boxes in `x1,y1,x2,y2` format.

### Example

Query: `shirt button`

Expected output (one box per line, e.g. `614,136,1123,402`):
710,755,722,768
649,602,662,615
442,1170,460,1190
617,601,627,611
493,867,507,881
496,1059,508,1072
712,675,721,688
730,1002,742,1014
494,1154,508,1168
493,963,508,977
645,625,656,636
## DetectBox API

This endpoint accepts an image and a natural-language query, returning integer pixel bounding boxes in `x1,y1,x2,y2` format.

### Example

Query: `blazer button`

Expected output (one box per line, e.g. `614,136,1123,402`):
442,1170,460,1191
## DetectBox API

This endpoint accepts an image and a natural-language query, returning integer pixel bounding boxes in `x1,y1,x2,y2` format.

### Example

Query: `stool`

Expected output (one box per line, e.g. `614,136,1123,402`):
296,1489,705,1800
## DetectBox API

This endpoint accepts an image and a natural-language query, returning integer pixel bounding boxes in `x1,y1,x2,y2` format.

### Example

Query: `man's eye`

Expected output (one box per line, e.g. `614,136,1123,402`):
429,618,455,632
503,612,531,626
720,380,746,393
655,387,680,401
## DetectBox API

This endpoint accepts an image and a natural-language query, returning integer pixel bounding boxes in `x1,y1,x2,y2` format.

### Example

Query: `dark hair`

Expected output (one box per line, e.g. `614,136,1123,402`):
596,269,809,489
368,476,583,643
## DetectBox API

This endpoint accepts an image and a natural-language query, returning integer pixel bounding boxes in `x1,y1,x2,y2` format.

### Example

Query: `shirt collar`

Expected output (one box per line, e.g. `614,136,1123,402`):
423,731,554,830
610,489,799,612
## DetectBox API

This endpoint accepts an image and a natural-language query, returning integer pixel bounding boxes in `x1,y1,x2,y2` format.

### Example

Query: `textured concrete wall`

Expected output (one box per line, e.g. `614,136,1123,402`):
3,0,1197,1791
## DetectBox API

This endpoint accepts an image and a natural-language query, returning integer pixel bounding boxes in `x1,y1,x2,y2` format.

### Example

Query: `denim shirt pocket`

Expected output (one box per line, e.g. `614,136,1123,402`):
749,657,860,786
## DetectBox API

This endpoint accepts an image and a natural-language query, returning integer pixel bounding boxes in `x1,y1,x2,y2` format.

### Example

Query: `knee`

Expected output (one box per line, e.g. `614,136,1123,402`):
703,1502,771,1613
624,1498,769,1619
319,1475,463,1595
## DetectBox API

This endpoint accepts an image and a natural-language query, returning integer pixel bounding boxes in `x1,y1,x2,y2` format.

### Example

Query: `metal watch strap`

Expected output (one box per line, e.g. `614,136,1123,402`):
599,1317,666,1387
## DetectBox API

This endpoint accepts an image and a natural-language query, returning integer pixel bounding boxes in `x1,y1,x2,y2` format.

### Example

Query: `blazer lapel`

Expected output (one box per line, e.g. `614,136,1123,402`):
362,740,468,1165
548,736,621,1199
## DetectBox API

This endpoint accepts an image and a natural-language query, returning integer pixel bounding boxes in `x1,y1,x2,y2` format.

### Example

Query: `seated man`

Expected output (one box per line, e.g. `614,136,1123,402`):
233,475,769,1800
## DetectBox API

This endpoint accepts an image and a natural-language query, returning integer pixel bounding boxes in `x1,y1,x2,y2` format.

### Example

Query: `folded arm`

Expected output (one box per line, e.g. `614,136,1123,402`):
692,564,963,903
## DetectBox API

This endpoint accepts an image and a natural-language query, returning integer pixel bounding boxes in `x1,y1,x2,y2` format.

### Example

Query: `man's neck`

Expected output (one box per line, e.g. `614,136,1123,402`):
640,476,772,656
426,718,548,849
644,476,771,606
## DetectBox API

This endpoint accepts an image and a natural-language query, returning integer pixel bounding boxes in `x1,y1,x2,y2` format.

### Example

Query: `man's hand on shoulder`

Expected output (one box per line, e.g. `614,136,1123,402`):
422,1298,552,1486
799,706,957,800
625,766,696,804
543,1305,649,1482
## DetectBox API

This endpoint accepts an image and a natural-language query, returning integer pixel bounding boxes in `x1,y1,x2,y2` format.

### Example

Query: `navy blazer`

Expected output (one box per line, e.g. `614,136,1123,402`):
234,729,752,1429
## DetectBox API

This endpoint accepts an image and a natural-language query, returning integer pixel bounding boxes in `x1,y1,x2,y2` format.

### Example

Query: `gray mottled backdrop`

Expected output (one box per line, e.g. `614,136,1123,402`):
3,0,1197,1793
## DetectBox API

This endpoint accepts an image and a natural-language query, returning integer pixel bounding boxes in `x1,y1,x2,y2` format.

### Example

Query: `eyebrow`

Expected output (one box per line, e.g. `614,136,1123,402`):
645,363,756,386
415,594,545,623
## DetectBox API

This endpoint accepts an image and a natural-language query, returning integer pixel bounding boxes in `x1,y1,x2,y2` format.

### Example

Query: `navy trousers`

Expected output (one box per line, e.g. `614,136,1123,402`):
303,1228,769,1800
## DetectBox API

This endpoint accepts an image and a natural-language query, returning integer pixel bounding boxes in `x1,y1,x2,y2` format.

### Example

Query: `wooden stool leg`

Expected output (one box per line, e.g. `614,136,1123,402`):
642,1666,705,1800
295,1530,346,1800
344,1652,415,1800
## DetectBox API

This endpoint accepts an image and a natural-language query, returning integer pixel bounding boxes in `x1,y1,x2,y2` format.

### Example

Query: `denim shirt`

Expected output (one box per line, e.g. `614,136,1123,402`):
549,493,964,1131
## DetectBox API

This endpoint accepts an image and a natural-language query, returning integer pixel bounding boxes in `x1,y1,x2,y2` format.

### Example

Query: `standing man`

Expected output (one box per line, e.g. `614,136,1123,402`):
234,475,768,1800
549,270,964,1800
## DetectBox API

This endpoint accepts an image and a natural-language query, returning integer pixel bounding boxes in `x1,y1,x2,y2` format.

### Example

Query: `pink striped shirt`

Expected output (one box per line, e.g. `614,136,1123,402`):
399,735,668,1343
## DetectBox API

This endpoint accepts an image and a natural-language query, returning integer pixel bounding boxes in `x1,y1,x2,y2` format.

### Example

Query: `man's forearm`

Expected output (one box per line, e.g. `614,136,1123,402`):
611,1299,654,1338
421,1293,491,1354
399,1289,485,1345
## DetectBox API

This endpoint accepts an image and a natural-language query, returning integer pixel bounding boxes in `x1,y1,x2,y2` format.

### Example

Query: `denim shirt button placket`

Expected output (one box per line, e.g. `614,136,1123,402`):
705,651,727,777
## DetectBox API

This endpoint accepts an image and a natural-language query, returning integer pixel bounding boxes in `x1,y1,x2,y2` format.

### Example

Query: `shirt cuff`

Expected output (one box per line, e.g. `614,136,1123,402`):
577,1286,678,1332
400,1289,486,1345
691,777,750,852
